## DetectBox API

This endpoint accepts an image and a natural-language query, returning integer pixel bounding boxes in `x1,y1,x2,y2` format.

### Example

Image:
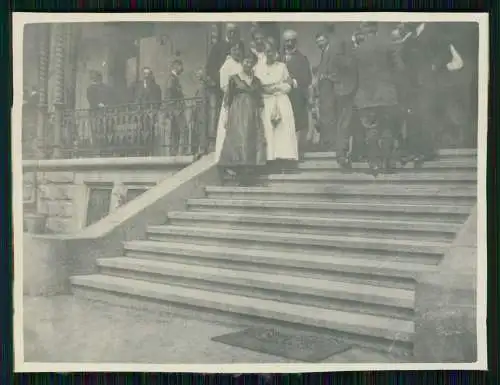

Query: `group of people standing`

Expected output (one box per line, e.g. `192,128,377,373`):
206,23,314,185
205,22,470,181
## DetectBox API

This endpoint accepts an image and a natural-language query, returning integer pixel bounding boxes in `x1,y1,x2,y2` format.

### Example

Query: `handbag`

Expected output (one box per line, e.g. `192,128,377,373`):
270,98,282,128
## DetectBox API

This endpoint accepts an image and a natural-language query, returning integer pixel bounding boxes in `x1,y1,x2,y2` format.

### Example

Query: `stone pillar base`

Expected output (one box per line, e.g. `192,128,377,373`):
24,213,47,234
414,268,477,362
413,206,478,363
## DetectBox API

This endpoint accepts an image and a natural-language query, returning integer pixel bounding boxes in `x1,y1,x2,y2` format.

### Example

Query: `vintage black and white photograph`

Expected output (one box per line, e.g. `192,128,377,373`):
13,13,488,372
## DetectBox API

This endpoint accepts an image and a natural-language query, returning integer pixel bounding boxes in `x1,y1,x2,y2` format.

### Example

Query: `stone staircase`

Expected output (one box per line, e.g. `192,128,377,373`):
70,149,477,357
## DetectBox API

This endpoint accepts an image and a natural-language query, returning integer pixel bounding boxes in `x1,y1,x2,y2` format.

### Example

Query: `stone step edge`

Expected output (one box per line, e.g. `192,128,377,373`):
187,199,472,215
97,257,415,309
303,149,477,159
262,173,477,182
123,240,438,278
70,274,415,343
204,186,477,198
166,211,461,233
298,160,477,169
147,226,448,255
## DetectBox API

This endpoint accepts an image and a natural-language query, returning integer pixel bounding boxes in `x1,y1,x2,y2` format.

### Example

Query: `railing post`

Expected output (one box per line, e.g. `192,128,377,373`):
206,89,219,154
51,23,67,159
199,93,209,156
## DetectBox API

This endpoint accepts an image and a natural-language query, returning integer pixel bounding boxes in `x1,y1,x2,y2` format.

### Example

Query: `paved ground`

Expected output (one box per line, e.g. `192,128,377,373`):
23,295,404,364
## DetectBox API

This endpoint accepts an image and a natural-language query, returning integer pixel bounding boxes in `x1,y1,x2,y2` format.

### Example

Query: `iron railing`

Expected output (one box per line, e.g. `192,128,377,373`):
46,97,209,158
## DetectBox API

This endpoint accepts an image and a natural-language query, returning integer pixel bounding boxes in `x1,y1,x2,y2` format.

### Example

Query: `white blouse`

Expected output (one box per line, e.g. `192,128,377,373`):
255,61,292,95
219,57,243,93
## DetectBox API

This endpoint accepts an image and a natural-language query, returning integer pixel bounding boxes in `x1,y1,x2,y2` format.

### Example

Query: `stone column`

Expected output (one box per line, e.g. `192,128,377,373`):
66,24,81,110
34,24,51,160
52,23,68,159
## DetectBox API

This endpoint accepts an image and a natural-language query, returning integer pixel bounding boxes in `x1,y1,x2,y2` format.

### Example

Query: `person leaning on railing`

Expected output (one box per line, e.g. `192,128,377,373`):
164,59,187,156
86,70,113,148
128,67,162,154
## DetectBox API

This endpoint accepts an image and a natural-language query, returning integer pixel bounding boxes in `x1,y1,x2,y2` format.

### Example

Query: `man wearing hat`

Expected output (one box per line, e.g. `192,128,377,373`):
282,29,313,159
205,23,243,147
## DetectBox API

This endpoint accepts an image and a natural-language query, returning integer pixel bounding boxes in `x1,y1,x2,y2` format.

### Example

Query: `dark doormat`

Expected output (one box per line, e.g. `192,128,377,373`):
212,327,353,362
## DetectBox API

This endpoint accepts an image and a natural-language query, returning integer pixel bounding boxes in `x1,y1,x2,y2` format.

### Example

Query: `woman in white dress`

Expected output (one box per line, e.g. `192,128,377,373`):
214,42,244,161
254,41,298,167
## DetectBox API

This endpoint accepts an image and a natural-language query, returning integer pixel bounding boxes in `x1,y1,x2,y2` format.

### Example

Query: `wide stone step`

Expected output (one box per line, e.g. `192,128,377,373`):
70,274,415,349
97,257,415,319
262,172,477,185
147,225,448,257
205,185,476,205
187,198,472,222
298,159,477,172
167,211,460,240
303,149,477,160
123,240,438,289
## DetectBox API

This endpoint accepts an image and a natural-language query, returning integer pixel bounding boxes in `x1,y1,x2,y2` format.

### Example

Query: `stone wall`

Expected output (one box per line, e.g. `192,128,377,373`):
23,156,194,234
36,170,85,233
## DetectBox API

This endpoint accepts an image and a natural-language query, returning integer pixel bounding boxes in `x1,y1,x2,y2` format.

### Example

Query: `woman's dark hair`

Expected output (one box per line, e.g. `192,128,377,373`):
241,48,257,63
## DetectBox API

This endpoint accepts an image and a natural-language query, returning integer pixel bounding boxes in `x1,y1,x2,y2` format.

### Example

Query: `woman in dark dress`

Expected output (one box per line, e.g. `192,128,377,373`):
219,49,267,186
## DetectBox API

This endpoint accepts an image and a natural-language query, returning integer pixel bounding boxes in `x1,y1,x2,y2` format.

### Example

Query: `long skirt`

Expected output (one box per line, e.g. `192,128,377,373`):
214,105,228,162
219,93,267,167
261,93,298,161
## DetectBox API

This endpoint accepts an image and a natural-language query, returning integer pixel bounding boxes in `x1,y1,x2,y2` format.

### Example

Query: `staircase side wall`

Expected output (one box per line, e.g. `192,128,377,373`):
414,205,479,363
22,155,220,296
22,156,194,234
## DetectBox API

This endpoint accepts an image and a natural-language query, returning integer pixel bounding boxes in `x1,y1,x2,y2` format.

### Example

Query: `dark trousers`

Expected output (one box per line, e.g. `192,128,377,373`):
334,94,355,162
317,81,355,161
401,85,439,160
362,108,401,169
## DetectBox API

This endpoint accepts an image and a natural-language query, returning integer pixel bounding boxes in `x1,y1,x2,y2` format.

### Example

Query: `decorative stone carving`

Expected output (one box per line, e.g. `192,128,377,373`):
110,183,127,212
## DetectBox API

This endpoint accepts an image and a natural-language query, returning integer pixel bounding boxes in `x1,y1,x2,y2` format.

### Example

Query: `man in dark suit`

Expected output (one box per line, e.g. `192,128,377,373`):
164,59,186,155
165,59,185,100
86,71,113,147
282,29,313,160
129,67,162,104
128,67,162,155
399,22,460,166
86,70,112,109
315,29,359,168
